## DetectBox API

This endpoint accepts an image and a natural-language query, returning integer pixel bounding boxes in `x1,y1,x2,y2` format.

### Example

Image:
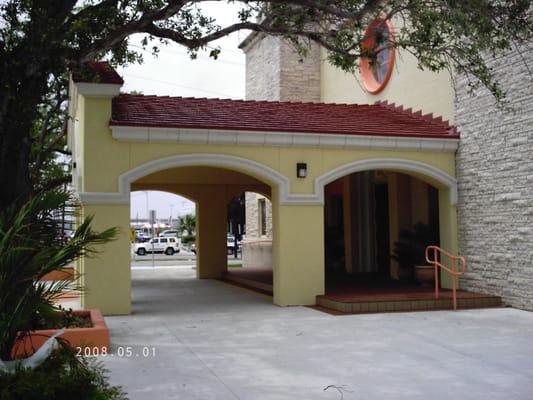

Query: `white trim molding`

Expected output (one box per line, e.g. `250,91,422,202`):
75,82,122,97
78,155,458,206
315,158,458,205
111,126,459,152
79,153,295,205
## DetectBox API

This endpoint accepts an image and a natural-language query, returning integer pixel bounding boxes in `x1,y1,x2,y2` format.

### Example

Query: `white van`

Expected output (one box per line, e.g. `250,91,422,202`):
159,230,178,238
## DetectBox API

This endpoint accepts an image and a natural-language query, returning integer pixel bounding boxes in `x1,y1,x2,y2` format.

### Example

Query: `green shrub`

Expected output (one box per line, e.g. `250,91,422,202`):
180,234,196,244
0,346,127,400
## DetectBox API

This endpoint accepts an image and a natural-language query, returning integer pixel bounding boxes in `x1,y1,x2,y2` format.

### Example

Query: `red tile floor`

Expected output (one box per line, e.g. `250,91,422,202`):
221,267,502,314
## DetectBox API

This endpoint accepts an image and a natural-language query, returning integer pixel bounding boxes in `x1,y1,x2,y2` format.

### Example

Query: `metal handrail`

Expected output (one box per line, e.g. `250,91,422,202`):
425,245,468,311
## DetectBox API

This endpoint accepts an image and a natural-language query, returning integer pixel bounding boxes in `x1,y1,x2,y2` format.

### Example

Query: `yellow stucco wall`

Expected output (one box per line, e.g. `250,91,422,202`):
320,48,455,123
80,100,456,195
75,89,458,315
82,98,130,193
272,187,325,306
80,204,131,315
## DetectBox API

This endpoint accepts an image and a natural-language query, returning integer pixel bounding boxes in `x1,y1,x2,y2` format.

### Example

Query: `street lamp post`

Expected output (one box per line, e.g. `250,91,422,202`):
169,204,174,227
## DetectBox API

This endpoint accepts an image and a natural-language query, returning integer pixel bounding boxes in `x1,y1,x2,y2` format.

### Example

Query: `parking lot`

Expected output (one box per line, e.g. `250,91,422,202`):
131,246,241,268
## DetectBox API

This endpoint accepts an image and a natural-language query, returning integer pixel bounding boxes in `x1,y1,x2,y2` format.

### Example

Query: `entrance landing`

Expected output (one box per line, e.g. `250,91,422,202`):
316,286,502,314
222,268,502,313
221,267,273,295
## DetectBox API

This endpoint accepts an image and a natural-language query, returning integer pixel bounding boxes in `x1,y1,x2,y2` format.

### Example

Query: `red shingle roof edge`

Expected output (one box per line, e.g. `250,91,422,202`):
72,61,124,85
110,94,459,140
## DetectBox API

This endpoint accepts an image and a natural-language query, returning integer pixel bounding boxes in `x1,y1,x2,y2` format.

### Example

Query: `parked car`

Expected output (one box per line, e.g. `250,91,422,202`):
159,230,178,238
187,236,238,255
135,231,149,243
135,237,180,256
227,234,240,255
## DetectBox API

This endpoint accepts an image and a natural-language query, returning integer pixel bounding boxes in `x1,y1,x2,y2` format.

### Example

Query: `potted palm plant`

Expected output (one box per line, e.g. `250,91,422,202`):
0,190,126,398
391,222,436,285
0,190,116,361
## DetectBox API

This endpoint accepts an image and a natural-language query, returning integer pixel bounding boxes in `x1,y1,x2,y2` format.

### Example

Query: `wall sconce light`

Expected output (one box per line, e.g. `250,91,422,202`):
296,163,307,178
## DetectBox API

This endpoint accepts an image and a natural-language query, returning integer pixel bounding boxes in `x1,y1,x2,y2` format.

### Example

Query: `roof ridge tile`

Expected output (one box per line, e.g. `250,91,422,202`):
375,100,455,133
111,96,459,139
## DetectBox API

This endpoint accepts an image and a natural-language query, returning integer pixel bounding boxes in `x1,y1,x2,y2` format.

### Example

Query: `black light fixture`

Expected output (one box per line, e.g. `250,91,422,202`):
296,162,307,178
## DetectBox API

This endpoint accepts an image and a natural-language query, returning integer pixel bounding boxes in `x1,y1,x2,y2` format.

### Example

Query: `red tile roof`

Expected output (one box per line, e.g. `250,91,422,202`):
72,61,124,85
110,95,459,139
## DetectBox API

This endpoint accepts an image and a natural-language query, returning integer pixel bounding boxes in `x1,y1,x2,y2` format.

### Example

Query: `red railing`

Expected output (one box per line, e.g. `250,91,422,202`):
425,246,468,311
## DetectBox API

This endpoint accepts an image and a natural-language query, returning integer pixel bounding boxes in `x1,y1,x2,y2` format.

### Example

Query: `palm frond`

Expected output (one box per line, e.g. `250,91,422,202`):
0,190,116,360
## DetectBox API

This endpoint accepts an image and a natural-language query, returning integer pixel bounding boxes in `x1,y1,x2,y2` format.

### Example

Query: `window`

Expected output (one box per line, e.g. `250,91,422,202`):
258,198,267,236
152,239,159,244
160,238,168,243
360,18,395,94
169,238,175,243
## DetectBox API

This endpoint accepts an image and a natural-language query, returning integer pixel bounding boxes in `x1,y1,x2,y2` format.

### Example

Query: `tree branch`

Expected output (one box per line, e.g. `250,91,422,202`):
38,175,72,193
76,0,388,64
144,20,359,59
78,1,190,63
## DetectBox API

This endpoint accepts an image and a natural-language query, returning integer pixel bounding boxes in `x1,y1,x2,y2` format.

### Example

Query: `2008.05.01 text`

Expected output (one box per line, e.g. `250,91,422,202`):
76,346,156,357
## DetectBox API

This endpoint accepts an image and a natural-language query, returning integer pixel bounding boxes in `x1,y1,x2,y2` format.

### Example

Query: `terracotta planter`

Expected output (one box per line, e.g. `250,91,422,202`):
397,266,413,281
12,309,109,358
40,267,75,281
415,265,435,287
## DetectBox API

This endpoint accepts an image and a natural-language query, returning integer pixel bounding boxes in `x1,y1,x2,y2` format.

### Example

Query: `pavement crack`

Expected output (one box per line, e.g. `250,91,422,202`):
162,322,241,400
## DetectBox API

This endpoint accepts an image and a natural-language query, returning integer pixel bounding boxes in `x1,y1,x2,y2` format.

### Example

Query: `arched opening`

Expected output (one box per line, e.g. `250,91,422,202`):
126,164,275,312
315,158,461,312
130,190,196,264
223,190,274,295
324,170,441,293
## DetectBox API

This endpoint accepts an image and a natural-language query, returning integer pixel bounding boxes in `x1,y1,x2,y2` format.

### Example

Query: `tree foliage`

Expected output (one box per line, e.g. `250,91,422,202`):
0,0,531,208
176,213,196,236
0,190,117,360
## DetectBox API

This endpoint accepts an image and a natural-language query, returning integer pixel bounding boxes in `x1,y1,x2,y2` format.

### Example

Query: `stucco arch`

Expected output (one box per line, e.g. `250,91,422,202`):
131,188,198,204
79,153,291,204
121,153,289,195
315,158,458,204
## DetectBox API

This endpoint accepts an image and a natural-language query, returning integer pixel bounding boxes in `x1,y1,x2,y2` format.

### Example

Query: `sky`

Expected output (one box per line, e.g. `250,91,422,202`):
122,2,248,220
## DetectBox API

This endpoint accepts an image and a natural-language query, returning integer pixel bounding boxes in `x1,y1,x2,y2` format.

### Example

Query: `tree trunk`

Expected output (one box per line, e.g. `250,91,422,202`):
0,75,47,210
0,2,76,210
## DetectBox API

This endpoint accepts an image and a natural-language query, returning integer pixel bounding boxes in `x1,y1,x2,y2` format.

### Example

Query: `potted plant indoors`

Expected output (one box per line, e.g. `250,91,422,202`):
391,222,436,285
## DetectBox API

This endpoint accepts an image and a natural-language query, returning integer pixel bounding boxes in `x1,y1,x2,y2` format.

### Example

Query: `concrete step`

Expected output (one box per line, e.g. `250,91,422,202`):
221,272,273,295
316,293,502,314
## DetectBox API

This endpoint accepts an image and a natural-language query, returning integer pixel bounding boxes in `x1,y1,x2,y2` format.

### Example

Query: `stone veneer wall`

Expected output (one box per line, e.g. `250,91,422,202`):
243,35,281,101
455,45,533,310
278,39,321,102
244,192,272,239
240,33,319,241
241,33,320,102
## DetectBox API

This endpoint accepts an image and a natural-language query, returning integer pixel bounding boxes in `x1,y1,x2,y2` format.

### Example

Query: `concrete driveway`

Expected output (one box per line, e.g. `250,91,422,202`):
103,268,533,400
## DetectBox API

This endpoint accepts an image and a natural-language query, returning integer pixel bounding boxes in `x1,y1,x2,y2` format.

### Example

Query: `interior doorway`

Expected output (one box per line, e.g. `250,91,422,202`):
324,170,440,290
